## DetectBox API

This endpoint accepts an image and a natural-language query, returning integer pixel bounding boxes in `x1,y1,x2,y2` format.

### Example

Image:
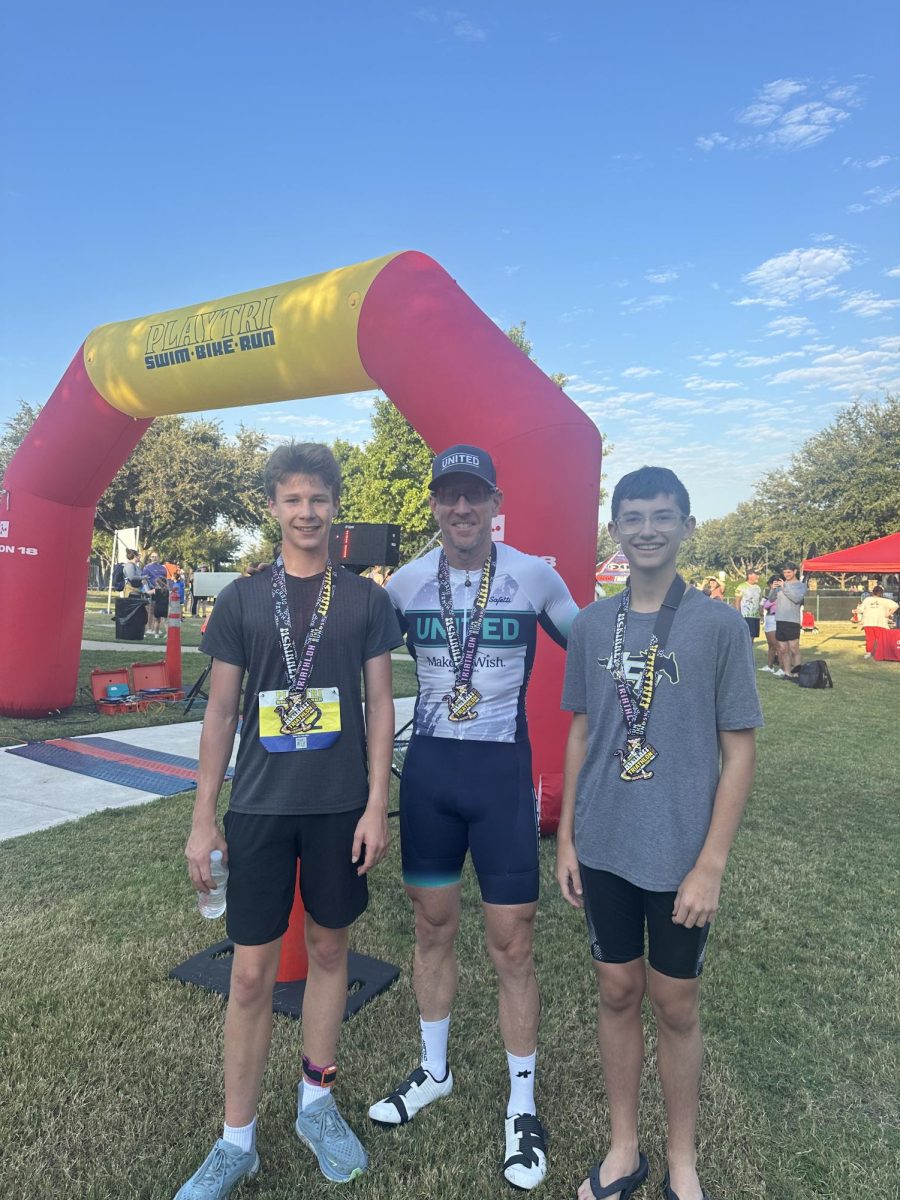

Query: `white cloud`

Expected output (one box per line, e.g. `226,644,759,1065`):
732,296,789,309
885,266,900,278
741,244,854,306
769,339,900,393
620,294,675,314
447,10,486,40
503,264,521,276
847,185,900,213
682,375,742,393
622,366,662,378
735,351,806,367
838,290,900,318
696,132,732,152
699,78,859,153
689,351,731,366
766,315,817,339
645,268,679,284
414,7,486,39
843,154,893,169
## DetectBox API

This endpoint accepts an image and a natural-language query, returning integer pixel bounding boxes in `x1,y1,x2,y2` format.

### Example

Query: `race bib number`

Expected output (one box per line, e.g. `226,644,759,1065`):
258,687,341,752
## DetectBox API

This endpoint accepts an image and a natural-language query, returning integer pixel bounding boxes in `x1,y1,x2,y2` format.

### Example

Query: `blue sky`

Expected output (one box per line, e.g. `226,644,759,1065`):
2,2,898,520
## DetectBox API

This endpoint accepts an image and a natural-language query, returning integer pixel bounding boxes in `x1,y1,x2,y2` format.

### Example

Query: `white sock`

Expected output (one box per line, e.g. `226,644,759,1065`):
301,1078,332,1110
506,1049,537,1117
222,1117,256,1153
420,1013,450,1080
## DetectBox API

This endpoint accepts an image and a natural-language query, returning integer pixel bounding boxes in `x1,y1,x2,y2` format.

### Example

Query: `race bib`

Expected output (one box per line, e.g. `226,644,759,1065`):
258,686,341,753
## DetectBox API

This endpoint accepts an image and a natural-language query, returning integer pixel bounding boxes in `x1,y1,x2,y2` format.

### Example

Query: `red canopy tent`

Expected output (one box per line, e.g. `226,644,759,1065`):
802,531,900,574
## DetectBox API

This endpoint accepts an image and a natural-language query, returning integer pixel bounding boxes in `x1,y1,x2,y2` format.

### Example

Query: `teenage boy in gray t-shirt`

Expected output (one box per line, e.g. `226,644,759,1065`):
557,466,763,1200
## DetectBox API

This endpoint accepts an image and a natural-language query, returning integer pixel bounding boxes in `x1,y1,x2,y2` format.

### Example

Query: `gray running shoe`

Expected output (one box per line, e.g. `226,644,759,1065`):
173,1138,259,1199
295,1093,368,1183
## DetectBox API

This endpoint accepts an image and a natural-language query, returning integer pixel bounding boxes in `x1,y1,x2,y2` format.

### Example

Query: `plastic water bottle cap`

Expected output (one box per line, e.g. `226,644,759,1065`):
210,850,223,863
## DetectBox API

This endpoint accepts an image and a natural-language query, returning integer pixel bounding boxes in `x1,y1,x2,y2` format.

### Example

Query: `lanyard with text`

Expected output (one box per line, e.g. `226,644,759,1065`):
271,556,334,734
437,545,497,722
610,574,686,782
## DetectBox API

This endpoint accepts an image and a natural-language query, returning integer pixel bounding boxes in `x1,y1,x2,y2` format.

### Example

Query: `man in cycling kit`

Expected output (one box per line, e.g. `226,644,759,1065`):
368,444,578,1190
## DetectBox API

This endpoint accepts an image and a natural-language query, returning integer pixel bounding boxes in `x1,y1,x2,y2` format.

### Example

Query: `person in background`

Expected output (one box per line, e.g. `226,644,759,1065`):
858,585,898,659
733,571,761,641
123,548,143,592
150,574,169,638
702,577,724,601
772,563,807,677
758,575,782,673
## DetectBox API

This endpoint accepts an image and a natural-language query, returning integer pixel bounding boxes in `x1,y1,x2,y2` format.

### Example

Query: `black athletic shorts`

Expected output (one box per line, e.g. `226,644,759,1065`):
744,617,760,639
399,735,539,905
579,864,710,980
223,808,368,945
775,620,801,642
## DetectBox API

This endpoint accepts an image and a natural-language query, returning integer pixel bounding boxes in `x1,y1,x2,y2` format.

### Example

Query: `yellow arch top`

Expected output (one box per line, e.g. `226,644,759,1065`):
83,253,399,418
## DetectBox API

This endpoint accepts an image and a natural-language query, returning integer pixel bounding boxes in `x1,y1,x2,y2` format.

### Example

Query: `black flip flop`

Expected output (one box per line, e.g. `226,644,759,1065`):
586,1151,649,1198
661,1170,712,1200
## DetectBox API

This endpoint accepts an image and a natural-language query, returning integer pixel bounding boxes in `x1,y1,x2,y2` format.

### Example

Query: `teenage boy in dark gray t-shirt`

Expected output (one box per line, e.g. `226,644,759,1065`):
176,443,402,1199
557,467,762,1200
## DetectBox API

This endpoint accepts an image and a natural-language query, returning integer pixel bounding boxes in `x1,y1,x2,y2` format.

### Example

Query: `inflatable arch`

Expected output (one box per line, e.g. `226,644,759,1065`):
0,251,601,804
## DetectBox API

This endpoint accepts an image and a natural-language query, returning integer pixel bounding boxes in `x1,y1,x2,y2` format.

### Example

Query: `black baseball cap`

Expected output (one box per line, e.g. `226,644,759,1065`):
429,444,497,491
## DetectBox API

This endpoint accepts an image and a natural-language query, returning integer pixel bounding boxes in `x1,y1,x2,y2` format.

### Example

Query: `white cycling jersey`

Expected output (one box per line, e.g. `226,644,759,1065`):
386,543,578,743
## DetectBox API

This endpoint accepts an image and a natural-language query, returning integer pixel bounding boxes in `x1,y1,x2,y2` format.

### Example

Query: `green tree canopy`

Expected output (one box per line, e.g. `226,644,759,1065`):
95,415,270,558
682,395,900,576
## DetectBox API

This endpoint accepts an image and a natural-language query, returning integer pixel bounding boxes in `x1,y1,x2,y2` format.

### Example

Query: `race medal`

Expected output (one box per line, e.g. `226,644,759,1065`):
437,546,496,727
276,689,322,735
259,686,341,752
443,682,482,722
615,738,658,781
609,576,686,784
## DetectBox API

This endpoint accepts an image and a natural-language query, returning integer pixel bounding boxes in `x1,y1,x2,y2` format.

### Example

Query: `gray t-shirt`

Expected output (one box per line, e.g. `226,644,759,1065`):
773,580,807,622
201,566,403,815
561,587,764,891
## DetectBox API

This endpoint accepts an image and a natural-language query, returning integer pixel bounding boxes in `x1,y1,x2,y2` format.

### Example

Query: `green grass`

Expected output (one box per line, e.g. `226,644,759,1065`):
0,624,897,1198
83,606,207,647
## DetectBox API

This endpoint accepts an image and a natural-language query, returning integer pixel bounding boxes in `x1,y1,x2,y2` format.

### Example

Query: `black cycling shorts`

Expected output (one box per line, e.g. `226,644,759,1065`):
223,808,368,945
399,735,539,905
579,864,710,980
775,620,801,642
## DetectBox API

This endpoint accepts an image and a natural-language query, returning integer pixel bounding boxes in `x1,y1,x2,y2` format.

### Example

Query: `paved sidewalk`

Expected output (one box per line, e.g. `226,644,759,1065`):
0,697,416,844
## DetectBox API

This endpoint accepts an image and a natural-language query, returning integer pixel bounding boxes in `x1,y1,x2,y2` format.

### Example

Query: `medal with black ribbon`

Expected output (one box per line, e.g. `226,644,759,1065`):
610,574,685,781
438,546,496,722
271,555,334,735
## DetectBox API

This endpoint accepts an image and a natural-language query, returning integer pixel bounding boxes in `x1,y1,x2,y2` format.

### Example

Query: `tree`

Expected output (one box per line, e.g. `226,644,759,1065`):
95,416,270,555
353,399,435,556
682,395,900,577
0,399,42,478
759,396,900,554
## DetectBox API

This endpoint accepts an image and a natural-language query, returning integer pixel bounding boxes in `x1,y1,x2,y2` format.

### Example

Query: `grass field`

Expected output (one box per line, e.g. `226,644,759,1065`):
0,623,897,1198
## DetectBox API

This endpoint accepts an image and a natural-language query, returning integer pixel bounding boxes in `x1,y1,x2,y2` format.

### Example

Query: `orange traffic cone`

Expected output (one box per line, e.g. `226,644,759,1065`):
277,862,309,982
165,583,183,690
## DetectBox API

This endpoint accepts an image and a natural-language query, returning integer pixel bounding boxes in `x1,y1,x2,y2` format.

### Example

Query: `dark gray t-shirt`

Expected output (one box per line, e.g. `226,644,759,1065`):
201,566,403,815
562,587,764,891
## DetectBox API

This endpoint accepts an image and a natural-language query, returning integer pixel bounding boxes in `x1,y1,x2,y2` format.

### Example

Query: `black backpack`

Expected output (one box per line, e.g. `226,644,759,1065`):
112,562,126,591
796,660,833,689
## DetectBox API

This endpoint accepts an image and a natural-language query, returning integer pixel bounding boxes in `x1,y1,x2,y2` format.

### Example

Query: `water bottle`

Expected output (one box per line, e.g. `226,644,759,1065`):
197,850,228,919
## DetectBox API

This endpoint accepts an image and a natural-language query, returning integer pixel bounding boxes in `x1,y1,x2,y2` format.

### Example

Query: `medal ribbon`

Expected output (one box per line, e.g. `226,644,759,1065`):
437,545,497,690
610,575,685,744
271,555,334,695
